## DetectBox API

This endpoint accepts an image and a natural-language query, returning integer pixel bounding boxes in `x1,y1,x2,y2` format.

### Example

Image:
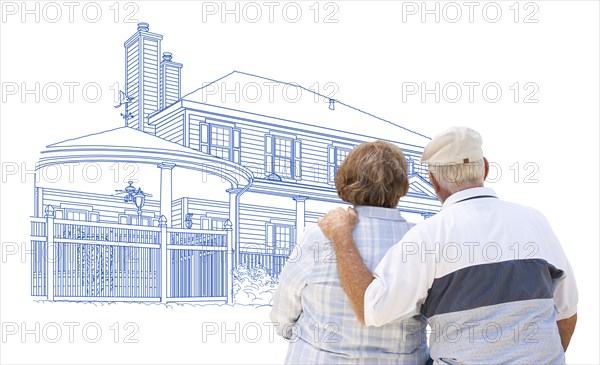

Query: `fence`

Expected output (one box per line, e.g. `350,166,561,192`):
238,246,290,279
30,215,231,303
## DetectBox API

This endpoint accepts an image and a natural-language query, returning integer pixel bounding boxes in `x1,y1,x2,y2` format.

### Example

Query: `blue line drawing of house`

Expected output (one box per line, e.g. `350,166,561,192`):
30,23,441,305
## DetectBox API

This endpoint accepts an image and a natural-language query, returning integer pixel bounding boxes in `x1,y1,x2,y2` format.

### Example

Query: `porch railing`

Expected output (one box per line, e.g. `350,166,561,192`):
168,227,227,247
30,215,232,303
238,246,291,279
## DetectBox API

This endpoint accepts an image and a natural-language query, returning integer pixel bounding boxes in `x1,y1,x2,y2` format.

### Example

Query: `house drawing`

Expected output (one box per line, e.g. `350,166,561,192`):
30,23,441,304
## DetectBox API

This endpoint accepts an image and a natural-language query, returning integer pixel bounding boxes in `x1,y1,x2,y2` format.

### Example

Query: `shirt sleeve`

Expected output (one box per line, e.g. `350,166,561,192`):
553,260,578,320
535,212,578,320
364,229,436,327
548,227,578,320
269,224,319,339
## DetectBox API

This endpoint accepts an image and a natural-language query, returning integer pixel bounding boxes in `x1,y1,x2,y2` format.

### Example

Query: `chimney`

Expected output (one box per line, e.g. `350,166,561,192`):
160,52,183,110
123,22,163,131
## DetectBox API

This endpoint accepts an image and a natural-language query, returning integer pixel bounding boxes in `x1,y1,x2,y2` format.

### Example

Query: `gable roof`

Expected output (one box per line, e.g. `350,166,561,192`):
181,71,431,149
408,174,437,198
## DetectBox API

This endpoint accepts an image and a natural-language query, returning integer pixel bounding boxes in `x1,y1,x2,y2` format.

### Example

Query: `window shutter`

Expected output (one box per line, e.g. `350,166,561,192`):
233,128,241,163
294,139,302,179
199,123,210,154
327,146,335,183
265,223,274,254
264,135,273,175
291,225,297,247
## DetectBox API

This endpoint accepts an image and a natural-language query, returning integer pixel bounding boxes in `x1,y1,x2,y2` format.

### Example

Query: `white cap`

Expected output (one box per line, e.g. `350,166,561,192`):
420,127,483,165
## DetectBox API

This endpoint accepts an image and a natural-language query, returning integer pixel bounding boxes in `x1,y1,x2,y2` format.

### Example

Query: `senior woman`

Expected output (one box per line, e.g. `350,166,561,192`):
270,140,428,364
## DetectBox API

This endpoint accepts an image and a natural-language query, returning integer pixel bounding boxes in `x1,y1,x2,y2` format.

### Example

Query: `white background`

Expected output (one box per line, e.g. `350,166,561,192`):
1,1,598,363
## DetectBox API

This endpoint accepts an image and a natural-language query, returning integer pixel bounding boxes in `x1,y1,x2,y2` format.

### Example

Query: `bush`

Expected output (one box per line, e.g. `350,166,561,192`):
232,264,278,306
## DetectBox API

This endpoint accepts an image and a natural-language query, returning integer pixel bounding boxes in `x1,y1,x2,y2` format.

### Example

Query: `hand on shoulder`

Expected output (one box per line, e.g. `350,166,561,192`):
318,207,358,244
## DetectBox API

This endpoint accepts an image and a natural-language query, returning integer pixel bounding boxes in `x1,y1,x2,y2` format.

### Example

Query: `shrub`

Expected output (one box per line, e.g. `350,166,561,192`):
232,264,278,306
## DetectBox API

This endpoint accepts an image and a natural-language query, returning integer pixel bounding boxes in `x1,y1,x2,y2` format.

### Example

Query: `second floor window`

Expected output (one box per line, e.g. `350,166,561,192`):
198,121,241,163
327,145,352,183
408,158,428,177
265,134,302,180
274,137,293,177
210,125,232,160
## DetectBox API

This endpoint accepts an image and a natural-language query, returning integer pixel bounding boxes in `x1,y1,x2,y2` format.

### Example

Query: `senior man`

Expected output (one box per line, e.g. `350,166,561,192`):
318,127,578,364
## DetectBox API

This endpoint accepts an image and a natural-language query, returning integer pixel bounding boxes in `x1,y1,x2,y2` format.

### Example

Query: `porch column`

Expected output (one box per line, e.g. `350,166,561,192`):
44,205,55,301
159,215,168,303
224,220,233,304
180,197,189,228
226,188,242,267
157,163,176,227
35,187,44,217
293,196,308,244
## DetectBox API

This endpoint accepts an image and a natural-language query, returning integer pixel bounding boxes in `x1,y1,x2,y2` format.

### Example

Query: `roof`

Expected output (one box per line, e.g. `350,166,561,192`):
42,126,254,186
181,71,431,148
47,126,200,155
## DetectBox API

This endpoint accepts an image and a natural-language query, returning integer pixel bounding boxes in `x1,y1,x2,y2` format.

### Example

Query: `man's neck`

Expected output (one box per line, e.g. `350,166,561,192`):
438,184,485,204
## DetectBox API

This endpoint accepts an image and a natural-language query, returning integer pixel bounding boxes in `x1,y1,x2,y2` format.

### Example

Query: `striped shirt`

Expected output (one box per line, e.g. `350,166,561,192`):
270,206,428,364
364,187,578,364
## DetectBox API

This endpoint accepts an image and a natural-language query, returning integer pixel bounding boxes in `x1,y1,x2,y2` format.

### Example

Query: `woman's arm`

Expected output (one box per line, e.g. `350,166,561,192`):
269,225,319,339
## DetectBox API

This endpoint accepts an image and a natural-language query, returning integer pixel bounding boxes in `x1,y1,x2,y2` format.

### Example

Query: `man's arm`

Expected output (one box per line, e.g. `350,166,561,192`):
557,313,577,352
318,207,373,324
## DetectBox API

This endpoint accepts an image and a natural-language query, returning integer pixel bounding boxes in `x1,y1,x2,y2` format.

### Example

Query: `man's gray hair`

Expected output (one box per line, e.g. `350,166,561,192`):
429,158,485,194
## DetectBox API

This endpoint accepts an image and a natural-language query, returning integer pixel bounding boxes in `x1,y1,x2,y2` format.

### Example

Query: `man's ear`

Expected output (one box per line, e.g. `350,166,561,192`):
429,171,440,193
483,157,490,181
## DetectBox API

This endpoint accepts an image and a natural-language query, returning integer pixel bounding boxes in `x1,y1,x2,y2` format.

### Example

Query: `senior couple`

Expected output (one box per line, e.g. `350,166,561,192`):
270,127,578,364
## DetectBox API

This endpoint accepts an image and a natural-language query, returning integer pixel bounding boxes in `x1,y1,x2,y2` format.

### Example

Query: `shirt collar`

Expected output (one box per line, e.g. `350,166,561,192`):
442,187,499,209
354,206,406,221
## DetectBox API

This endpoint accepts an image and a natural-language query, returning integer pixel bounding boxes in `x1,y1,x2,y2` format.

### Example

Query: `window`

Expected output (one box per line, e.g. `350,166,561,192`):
118,214,154,226
408,158,428,177
266,223,295,255
211,219,226,230
210,125,231,160
62,209,100,222
65,210,88,221
198,121,241,163
200,216,227,230
335,147,350,168
55,204,100,222
265,134,302,179
327,145,352,183
274,136,293,178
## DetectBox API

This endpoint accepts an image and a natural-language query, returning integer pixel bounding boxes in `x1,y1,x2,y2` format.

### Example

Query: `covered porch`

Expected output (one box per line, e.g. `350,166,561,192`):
31,127,254,303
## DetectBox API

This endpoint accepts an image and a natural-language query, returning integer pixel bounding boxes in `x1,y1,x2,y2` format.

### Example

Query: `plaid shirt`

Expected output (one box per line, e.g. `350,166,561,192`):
270,206,428,364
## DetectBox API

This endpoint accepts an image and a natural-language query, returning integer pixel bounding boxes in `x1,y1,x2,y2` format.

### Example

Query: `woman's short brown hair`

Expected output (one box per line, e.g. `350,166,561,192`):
335,140,409,208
